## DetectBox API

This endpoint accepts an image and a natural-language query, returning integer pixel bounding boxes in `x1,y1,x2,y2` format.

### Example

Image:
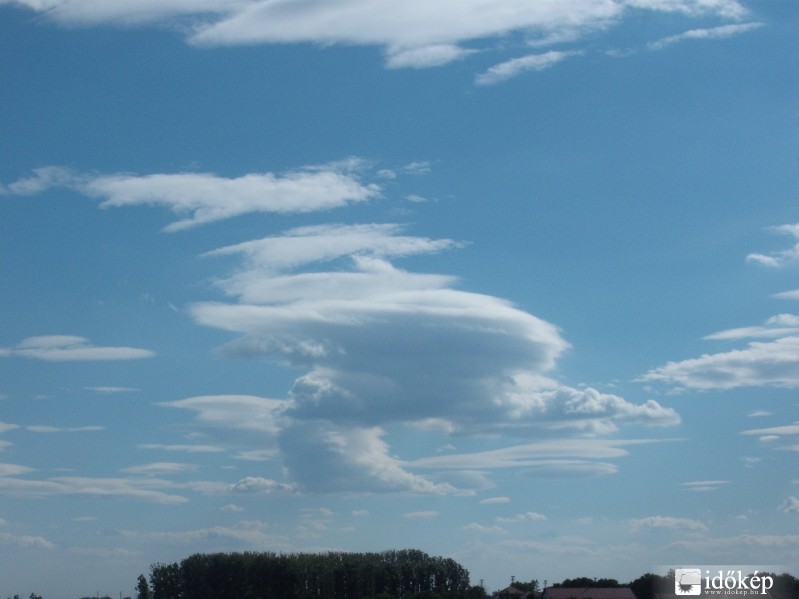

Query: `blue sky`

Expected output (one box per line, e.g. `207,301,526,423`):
1,1,798,597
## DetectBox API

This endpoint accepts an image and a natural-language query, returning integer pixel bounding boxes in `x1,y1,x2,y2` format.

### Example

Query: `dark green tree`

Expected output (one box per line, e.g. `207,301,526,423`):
137,574,151,599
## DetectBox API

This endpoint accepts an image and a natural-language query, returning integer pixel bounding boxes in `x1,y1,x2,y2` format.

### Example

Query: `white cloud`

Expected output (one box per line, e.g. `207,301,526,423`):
775,289,799,301
479,496,511,505
139,443,225,453
7,164,380,232
680,480,729,492
412,438,641,470
120,462,200,475
747,223,799,267
743,422,799,435
642,335,799,390
647,21,762,50
230,476,295,494
630,515,708,531
278,422,454,494
0,335,154,361
2,0,748,71
127,520,278,546
475,51,580,86
0,531,56,550
703,314,799,341
0,463,34,477
0,474,189,503
0,422,20,434
518,460,619,479
496,511,547,523
386,45,476,69
26,425,104,433
462,523,506,533
158,395,288,436
779,496,799,513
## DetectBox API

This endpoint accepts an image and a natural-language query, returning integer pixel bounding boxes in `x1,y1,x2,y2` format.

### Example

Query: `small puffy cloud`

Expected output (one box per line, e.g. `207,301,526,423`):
221,504,244,513
775,289,799,300
647,22,763,50
475,51,580,86
230,477,295,494
6,163,380,232
779,496,799,513
0,422,20,434
747,223,799,267
0,335,154,361
630,515,708,532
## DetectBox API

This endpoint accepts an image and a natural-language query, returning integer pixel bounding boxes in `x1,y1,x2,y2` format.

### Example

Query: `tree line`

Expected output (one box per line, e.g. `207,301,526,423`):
137,549,482,599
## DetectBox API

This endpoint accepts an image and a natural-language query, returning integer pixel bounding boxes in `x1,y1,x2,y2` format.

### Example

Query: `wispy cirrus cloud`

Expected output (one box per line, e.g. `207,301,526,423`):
0,470,189,504
647,22,762,50
5,163,380,232
0,336,154,361
747,223,799,267
475,50,580,86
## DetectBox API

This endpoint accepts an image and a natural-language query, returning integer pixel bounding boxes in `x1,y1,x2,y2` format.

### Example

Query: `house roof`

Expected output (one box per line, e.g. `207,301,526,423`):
542,587,636,599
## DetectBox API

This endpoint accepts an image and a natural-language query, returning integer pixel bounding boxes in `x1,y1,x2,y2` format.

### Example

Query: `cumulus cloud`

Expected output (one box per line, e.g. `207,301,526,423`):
647,21,762,50
1,0,748,72
475,51,580,86
630,515,708,532
747,223,799,267
0,335,154,361
779,496,799,513
5,164,380,231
